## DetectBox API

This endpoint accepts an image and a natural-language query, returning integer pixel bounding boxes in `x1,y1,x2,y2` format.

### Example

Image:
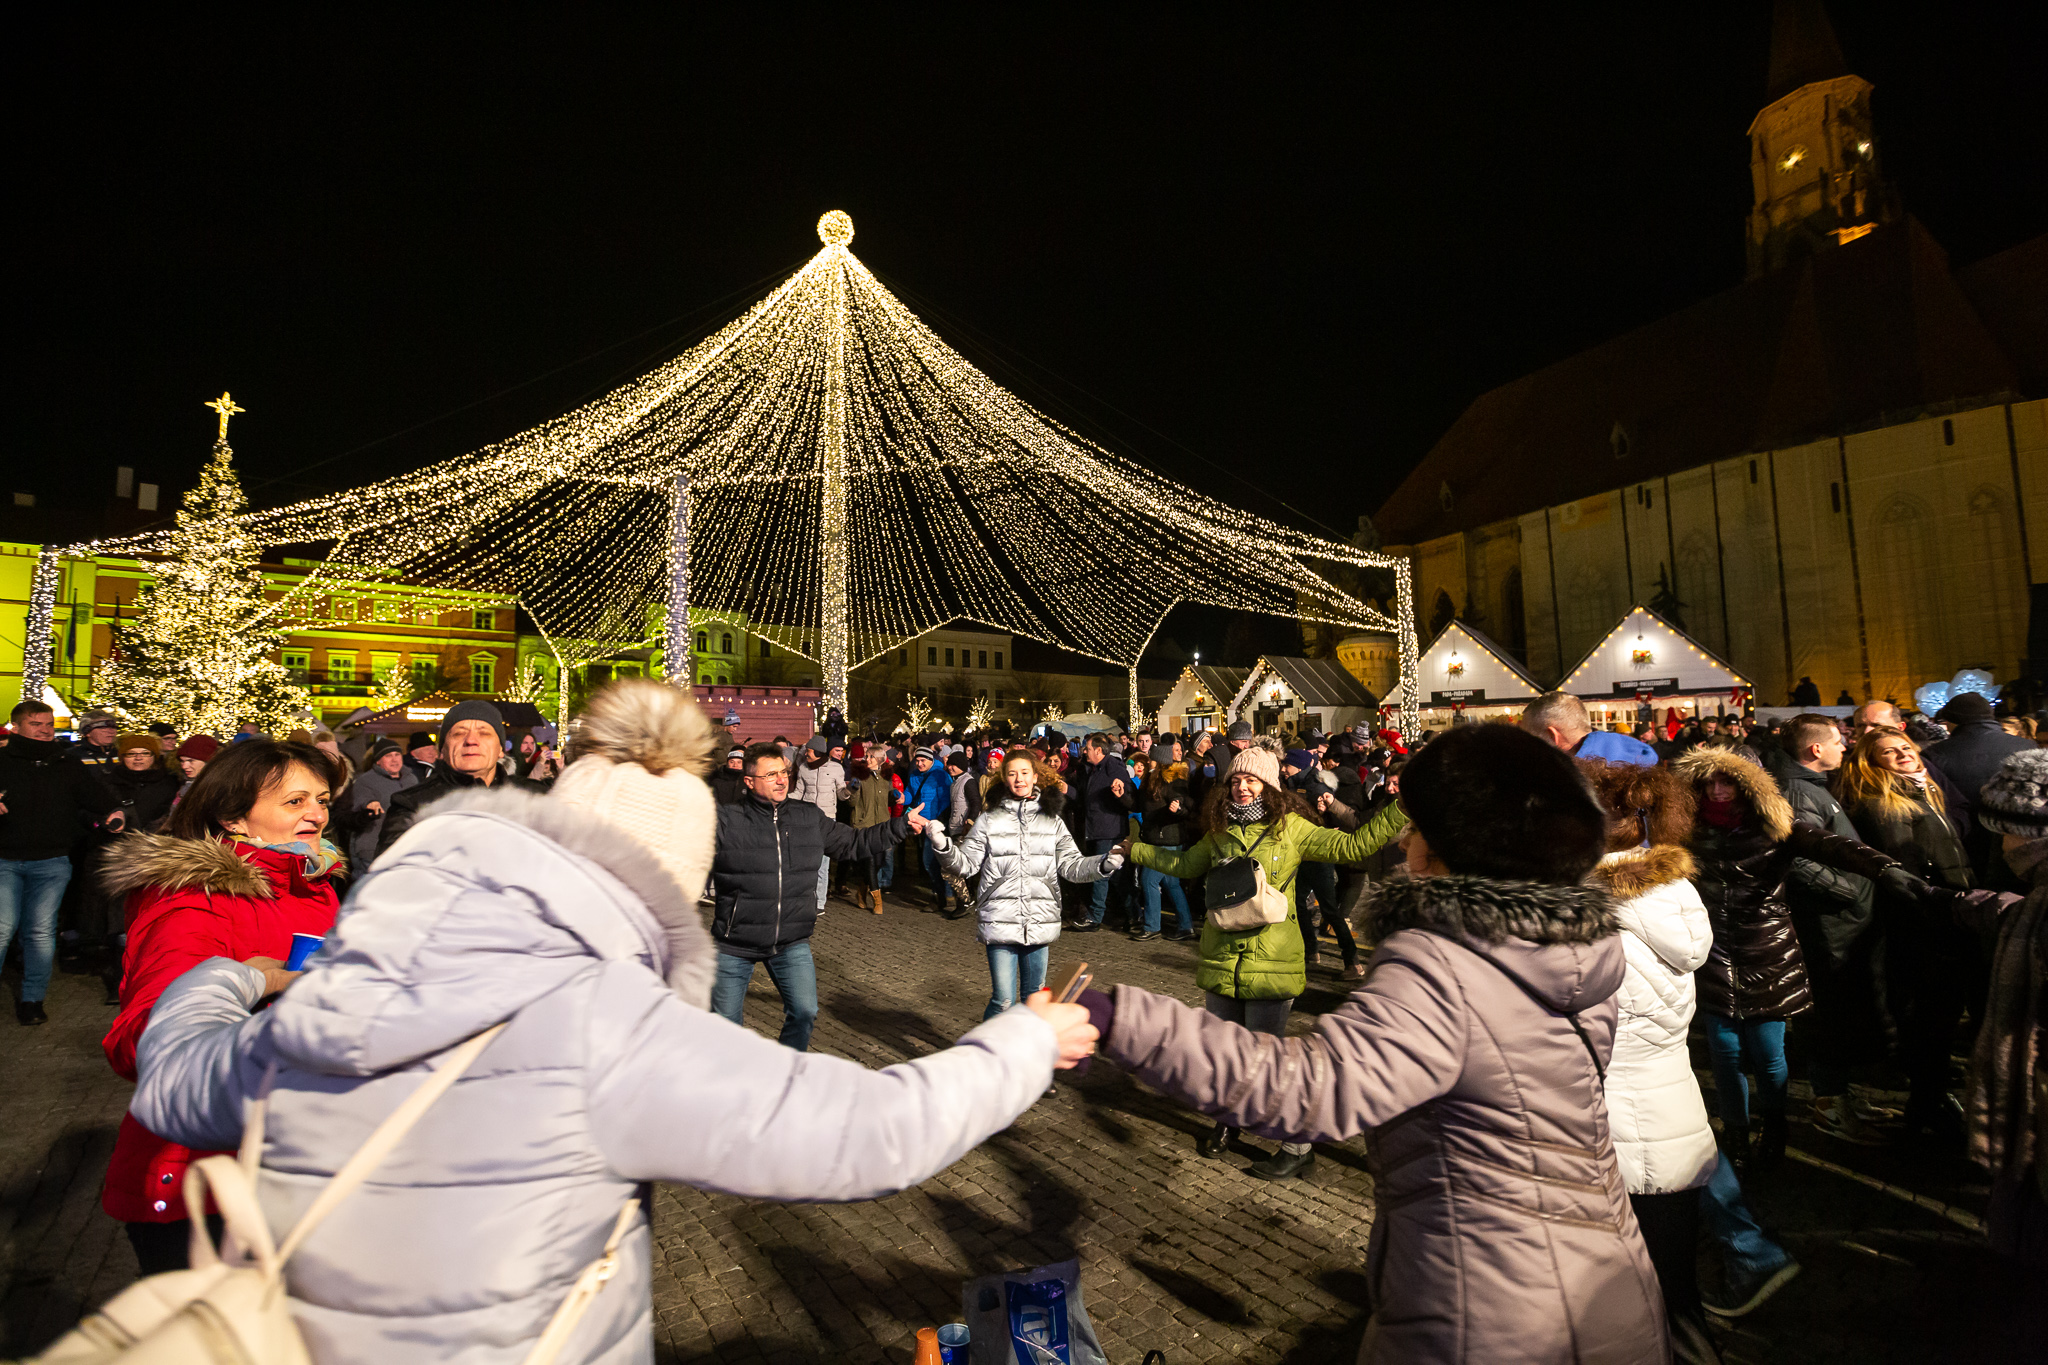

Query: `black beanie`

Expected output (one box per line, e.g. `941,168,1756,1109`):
1398,724,1607,884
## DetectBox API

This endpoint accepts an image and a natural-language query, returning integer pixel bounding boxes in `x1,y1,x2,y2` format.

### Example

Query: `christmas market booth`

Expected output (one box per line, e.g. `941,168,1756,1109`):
1157,665,1251,734
1560,606,1751,731
696,683,823,745
1232,656,1378,739
1379,621,1542,733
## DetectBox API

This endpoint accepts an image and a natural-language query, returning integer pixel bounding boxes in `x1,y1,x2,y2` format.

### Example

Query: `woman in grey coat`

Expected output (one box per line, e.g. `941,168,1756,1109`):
124,680,1098,1365
928,750,1120,1019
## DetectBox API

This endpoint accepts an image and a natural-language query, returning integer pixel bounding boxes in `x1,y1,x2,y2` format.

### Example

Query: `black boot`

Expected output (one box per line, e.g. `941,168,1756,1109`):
1248,1148,1316,1181
1196,1123,1235,1158
1754,1113,1786,1172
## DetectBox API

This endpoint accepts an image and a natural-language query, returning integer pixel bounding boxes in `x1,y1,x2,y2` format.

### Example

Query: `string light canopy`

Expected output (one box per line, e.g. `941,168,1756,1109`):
23,212,1419,734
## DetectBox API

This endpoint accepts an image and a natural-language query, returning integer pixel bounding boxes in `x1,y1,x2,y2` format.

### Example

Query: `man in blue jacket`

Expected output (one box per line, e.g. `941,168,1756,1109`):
898,747,955,913
1067,732,1136,931
1519,692,1660,766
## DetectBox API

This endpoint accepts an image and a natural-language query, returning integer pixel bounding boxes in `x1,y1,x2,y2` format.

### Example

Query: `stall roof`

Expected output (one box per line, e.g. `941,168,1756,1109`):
1559,606,1750,700
1183,665,1251,706
1236,656,1379,712
1385,621,1542,709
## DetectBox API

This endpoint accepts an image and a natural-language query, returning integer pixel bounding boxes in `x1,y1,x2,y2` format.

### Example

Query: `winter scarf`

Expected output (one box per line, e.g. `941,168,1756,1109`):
1227,796,1266,825
233,834,345,881
1966,836,2048,1224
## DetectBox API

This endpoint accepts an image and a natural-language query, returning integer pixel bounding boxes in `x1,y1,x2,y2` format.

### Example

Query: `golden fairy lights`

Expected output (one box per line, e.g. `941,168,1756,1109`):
41,214,1419,734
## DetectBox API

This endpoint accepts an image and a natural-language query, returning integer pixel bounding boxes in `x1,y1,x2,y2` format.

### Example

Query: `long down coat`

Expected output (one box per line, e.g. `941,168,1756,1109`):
1103,873,1667,1364
929,782,1115,947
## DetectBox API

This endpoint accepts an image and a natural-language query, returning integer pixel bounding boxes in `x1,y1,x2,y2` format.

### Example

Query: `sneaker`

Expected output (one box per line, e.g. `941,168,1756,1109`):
1164,928,1198,942
1345,963,1366,978
16,1001,48,1026
1810,1097,1891,1147
1128,930,1160,942
1067,921,1102,933
1704,1258,1801,1318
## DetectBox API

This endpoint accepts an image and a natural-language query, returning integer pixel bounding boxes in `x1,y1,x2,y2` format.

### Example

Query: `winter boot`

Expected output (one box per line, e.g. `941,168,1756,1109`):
1754,1112,1786,1171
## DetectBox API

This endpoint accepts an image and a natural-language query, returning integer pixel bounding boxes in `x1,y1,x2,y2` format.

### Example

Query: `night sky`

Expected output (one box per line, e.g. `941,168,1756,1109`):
13,6,2046,658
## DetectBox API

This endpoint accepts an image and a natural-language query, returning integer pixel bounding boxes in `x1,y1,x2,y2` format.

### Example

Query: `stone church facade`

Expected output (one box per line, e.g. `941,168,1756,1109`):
1377,3,2045,707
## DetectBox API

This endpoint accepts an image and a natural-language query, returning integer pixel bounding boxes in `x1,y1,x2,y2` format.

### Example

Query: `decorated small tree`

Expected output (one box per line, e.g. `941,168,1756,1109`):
372,661,416,711
901,692,938,736
92,394,310,735
964,696,994,734
1040,701,1066,727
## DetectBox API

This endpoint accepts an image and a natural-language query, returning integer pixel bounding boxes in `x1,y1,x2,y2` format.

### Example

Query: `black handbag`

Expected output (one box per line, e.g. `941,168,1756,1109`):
1203,824,1295,931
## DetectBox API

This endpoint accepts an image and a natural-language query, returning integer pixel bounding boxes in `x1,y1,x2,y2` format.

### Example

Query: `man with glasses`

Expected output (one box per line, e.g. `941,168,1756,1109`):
710,743,921,1050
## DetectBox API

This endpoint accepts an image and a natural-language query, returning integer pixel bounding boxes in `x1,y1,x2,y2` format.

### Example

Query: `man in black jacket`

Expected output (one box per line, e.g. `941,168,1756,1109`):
707,746,747,805
375,702,545,858
0,700,125,1023
710,743,919,1049
1925,692,2035,888
1066,733,1135,931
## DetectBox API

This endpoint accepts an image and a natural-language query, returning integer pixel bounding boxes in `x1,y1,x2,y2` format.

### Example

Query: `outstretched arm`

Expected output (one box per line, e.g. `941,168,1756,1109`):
129,958,272,1150
1052,820,1118,883
1294,800,1407,866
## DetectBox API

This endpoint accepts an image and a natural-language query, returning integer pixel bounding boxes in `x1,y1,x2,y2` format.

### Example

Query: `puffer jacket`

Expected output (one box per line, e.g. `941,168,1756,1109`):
127,785,1063,1365
1847,787,1972,892
929,784,1116,947
789,756,848,819
374,761,547,858
1129,802,1407,999
710,795,906,959
1593,846,1717,1195
1676,748,1898,1021
1104,875,1665,1364
1781,763,1876,961
100,835,342,1223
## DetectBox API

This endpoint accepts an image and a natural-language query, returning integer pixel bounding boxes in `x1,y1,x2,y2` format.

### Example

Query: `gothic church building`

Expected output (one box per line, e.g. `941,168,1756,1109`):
1377,1,2045,706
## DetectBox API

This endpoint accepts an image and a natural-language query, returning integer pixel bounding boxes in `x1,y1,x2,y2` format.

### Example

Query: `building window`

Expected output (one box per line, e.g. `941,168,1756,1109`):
696,630,708,651
720,632,733,654
945,648,954,667
700,672,712,684
1942,419,1955,446
717,675,728,685
282,650,310,680
1749,460,1758,484
470,656,495,693
928,646,938,665
995,691,1005,707
760,639,771,658
802,639,812,654
799,676,813,687
328,652,357,682
412,657,438,690
978,650,988,670
898,649,908,665
472,609,495,631
994,651,1003,670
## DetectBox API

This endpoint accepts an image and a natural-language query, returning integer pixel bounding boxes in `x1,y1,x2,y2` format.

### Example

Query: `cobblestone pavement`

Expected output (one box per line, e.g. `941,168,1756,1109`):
2,881,2029,1362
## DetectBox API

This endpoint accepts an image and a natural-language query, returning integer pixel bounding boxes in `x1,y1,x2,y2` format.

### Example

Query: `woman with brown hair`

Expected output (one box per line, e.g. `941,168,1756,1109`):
98,738,349,1274
1837,725,1977,1146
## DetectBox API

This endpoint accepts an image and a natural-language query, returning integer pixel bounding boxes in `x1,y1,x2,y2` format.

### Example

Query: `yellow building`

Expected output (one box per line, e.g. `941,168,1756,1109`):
1375,9,2046,707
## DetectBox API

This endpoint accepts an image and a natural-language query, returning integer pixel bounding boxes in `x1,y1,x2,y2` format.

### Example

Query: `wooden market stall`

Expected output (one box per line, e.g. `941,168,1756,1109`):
1559,606,1751,731
1379,621,1543,733
1232,656,1378,739
1158,665,1251,733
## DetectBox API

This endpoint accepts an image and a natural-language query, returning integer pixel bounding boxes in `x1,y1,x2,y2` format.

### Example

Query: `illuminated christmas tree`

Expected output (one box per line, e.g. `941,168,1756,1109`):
371,660,415,711
92,394,310,736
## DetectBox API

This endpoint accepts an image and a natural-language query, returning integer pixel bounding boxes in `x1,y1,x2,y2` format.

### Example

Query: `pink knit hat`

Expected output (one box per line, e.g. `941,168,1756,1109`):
1225,744,1281,789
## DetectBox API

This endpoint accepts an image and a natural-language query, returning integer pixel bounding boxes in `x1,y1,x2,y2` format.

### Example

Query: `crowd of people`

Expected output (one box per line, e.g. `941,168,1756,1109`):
1,675,2043,1364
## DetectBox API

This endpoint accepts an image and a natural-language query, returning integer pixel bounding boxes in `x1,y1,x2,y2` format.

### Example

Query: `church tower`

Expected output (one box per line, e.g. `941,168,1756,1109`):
1744,0,1898,278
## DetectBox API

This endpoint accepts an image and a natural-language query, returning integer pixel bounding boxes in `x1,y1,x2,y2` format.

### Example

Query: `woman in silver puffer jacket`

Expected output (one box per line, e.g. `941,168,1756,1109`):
928,750,1120,1018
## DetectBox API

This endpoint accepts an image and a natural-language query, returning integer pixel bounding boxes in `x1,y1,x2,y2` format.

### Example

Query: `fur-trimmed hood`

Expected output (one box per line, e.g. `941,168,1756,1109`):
100,832,291,901
1590,845,1697,901
986,780,1064,819
1673,745,1793,840
1366,874,1624,1014
264,783,716,1075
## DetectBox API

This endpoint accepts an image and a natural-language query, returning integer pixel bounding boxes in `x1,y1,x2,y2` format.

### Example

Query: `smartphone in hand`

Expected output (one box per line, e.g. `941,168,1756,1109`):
1052,961,1091,1003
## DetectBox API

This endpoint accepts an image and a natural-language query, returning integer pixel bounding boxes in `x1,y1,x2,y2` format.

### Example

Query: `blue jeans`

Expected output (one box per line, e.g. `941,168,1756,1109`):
1702,1013,1787,1137
1140,849,1193,933
1086,839,1117,923
872,842,894,889
918,835,949,909
1701,1150,1790,1279
710,942,819,1051
0,857,74,1004
985,943,1050,1020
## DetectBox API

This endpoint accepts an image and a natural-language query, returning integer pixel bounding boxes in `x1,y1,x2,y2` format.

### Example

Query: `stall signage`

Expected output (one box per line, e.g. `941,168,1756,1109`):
405,705,451,722
1610,677,1678,697
1184,703,1216,717
1429,688,1487,704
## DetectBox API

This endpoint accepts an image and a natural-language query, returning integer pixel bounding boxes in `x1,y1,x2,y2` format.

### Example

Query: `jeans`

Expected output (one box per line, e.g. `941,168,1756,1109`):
873,842,894,889
1140,849,1193,934
918,835,949,909
985,943,1050,1020
1700,1150,1789,1279
1086,839,1117,923
1701,1013,1787,1138
1204,992,1309,1154
710,942,819,1051
0,856,74,1003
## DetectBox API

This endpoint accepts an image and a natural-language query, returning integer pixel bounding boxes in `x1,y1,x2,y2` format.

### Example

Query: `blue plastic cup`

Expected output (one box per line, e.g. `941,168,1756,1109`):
285,933,326,971
936,1323,968,1363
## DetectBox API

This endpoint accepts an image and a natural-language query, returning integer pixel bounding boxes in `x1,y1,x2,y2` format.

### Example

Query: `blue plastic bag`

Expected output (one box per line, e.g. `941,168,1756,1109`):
962,1258,1107,1365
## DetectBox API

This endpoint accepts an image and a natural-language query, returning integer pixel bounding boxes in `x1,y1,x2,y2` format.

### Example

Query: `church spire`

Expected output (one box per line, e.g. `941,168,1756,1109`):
1744,0,1895,279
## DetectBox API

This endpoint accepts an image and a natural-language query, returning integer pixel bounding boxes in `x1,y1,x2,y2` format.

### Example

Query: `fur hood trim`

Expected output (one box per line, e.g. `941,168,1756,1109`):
412,784,716,1009
1592,846,1697,900
571,677,719,778
100,834,277,901
1366,873,1618,946
987,781,1065,818
1672,746,1793,840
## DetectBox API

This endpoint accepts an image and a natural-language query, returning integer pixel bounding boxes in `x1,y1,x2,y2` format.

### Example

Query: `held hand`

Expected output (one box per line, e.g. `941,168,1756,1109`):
906,808,929,834
1111,836,1134,860
1316,792,1333,813
1166,798,1181,813
105,811,126,832
1023,990,1098,1068
241,955,303,1000
1110,779,1125,797
365,800,384,817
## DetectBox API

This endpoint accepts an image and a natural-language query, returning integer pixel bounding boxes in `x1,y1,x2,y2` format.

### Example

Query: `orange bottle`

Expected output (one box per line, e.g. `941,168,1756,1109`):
913,1326,942,1365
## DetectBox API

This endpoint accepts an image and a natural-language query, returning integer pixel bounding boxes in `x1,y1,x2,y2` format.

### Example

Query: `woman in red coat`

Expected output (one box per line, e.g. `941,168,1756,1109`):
99,738,348,1273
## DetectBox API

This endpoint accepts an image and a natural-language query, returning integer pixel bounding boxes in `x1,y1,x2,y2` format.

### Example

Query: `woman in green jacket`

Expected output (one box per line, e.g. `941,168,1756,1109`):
1115,742,1407,1178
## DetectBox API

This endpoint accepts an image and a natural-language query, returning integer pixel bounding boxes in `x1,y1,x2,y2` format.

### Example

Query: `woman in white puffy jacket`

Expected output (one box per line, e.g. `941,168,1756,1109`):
928,751,1120,1019
1583,759,1794,1349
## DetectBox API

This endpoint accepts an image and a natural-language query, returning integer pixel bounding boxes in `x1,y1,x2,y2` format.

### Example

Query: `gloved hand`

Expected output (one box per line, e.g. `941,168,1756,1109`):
1076,987,1115,1050
1876,864,1936,903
